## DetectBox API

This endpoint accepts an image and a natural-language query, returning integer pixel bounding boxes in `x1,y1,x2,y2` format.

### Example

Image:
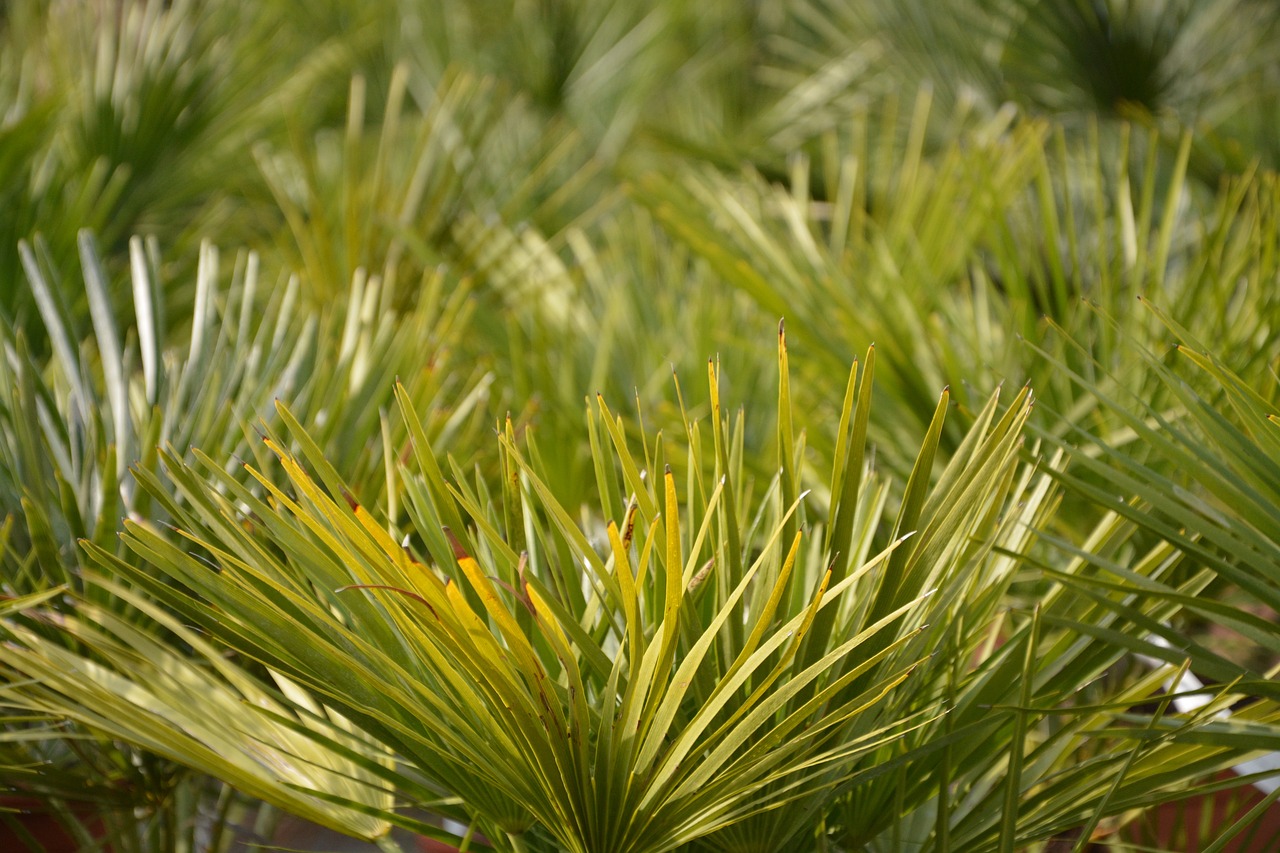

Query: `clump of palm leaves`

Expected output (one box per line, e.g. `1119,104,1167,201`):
2,326,1274,851
0,227,485,850
999,299,1280,851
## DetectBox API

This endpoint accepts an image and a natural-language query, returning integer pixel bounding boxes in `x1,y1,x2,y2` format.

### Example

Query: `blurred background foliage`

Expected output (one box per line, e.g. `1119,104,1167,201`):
4,0,1278,461
1,0,1279,850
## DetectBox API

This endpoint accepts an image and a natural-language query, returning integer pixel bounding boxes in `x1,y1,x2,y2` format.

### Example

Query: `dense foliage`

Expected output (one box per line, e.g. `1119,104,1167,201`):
1,1,1278,851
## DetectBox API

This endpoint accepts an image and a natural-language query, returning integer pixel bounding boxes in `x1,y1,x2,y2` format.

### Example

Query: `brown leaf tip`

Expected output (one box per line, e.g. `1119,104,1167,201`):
443,526,468,560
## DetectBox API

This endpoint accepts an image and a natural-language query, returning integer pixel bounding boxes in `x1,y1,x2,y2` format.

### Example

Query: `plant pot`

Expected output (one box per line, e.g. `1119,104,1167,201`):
1123,770,1280,852
414,819,489,852
0,796,108,853
416,839,462,853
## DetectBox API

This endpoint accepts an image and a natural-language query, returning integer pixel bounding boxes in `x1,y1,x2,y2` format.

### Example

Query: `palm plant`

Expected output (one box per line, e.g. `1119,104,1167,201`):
0,326,1272,850
0,588,401,849
0,228,485,850
771,0,1280,176
1,227,480,581
253,64,598,305
0,0,358,336
1024,299,1280,850
633,99,1280,484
